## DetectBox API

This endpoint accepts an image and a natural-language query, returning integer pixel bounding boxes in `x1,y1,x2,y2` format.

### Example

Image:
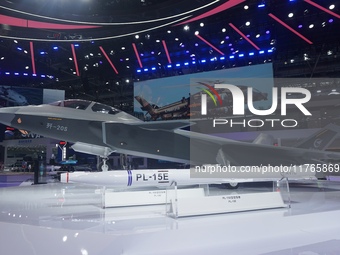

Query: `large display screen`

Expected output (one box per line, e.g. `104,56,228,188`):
134,63,273,120
0,86,65,107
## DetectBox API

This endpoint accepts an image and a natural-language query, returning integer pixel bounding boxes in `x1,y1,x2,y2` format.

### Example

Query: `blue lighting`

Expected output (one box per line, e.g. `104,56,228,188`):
268,49,273,53
239,54,244,57
210,58,216,62
74,44,79,47
5,72,10,75
151,67,156,70
176,63,181,67
259,50,265,54
220,56,225,60
258,3,265,8
53,46,58,50
17,47,22,51
41,75,46,78
192,61,196,64
249,52,255,56
40,51,45,55
229,55,235,59
144,68,148,72
23,73,28,76
167,64,172,68
201,59,206,63
14,72,19,76
137,69,142,73
32,74,37,77
184,62,189,66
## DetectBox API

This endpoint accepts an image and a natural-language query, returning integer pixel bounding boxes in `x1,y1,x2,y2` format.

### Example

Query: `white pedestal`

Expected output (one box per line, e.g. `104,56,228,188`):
167,191,286,218
103,188,205,208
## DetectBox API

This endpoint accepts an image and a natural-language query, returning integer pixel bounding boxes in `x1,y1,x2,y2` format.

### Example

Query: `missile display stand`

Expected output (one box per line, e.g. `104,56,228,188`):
166,179,291,218
100,185,206,208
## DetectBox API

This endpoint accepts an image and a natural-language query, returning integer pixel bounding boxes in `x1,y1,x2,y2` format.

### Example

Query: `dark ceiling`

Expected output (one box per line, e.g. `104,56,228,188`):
0,0,340,111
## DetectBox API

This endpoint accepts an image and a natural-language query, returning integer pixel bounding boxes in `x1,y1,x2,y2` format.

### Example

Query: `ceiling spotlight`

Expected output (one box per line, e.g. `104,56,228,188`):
222,28,226,33
167,30,171,34
200,22,204,27
258,1,265,8
184,25,190,31
327,50,333,55
145,34,150,39
121,46,126,50
288,13,294,18
245,21,250,26
329,4,335,10
135,35,139,39
304,53,309,61
256,34,260,38
244,5,249,9
309,24,314,29
195,31,199,35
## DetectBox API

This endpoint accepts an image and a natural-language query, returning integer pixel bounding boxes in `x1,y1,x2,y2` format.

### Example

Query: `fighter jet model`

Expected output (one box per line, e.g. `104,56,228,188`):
0,99,339,174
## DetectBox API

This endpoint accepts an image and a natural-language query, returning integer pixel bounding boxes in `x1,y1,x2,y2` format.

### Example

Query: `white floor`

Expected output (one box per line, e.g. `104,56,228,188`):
0,180,340,255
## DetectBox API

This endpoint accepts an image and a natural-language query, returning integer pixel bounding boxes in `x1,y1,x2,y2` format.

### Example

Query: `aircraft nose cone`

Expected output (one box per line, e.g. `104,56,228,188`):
0,107,18,126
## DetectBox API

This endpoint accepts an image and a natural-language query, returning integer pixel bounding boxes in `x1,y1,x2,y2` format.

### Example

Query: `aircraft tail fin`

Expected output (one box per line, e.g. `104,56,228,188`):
135,96,157,115
294,123,340,150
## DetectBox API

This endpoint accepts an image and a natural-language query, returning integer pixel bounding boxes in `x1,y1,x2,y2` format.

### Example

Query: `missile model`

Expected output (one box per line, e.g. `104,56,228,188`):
60,166,316,188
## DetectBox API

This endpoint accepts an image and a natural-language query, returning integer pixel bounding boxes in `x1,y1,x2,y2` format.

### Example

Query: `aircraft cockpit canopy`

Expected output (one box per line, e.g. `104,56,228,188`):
49,99,121,115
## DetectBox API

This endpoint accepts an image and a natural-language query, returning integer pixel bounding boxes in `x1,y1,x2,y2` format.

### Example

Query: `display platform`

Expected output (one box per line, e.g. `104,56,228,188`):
0,180,340,255
0,172,34,187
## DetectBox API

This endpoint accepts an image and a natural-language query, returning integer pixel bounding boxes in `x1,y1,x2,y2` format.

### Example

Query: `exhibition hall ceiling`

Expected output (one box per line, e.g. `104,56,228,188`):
0,0,339,106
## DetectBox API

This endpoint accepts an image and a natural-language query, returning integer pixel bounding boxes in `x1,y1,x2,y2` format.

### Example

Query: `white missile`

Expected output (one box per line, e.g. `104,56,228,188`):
60,165,316,187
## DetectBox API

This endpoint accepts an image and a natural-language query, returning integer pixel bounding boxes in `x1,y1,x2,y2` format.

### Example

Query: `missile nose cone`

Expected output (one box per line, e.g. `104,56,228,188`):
0,107,18,126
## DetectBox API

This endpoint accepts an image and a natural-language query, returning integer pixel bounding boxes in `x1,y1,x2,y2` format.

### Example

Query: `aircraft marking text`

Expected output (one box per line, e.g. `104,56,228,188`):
46,123,68,131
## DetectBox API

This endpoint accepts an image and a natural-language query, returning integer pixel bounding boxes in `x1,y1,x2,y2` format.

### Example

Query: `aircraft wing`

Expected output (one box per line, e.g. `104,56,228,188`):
176,129,340,166
102,121,340,166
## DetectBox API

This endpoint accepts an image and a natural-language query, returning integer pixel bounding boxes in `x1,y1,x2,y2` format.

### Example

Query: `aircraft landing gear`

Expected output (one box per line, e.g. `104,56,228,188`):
97,157,111,172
